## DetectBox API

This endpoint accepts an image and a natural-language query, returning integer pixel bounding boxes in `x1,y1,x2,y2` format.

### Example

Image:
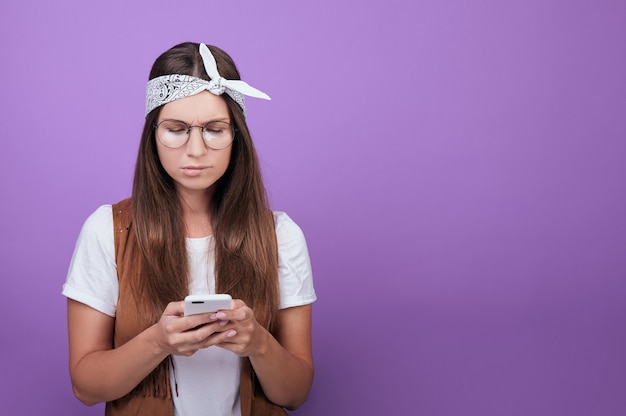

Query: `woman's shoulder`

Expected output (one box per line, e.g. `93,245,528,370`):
83,204,114,230
272,211,305,239
83,197,132,231
74,204,116,249
272,211,309,255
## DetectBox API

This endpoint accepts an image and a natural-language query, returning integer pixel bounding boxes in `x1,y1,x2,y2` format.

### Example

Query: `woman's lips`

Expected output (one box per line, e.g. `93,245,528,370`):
182,166,208,176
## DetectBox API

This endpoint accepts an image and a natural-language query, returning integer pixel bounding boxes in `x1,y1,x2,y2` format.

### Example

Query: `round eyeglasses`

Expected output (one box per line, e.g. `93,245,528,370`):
154,119,235,150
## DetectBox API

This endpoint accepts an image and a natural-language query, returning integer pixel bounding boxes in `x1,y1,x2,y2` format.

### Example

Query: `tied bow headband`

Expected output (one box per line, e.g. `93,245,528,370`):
145,43,271,117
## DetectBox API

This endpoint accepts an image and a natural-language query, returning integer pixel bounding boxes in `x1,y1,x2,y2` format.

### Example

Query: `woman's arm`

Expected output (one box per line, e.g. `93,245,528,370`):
67,299,235,405
215,302,314,410
251,304,314,409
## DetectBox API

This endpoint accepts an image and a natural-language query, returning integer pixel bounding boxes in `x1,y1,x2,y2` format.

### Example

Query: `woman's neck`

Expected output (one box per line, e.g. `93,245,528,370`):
178,188,214,238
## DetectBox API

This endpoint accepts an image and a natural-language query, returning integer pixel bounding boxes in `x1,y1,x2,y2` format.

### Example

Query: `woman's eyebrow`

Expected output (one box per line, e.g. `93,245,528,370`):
160,117,231,124
202,117,231,123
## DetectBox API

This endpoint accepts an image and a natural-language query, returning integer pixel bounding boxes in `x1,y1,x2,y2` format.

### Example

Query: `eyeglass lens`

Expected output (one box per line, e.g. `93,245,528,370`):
156,120,234,149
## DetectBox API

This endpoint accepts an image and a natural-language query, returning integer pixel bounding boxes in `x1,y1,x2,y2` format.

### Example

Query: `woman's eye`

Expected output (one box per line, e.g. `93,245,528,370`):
205,122,229,134
163,122,188,134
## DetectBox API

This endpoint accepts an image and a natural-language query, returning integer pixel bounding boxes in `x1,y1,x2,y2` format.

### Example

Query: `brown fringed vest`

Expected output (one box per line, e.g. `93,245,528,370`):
106,198,287,416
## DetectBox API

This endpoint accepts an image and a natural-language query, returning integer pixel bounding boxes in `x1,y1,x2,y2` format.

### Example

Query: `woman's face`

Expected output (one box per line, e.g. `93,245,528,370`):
155,91,233,198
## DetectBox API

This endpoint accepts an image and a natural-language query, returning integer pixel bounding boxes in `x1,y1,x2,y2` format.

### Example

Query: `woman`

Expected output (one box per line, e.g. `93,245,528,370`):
63,42,316,416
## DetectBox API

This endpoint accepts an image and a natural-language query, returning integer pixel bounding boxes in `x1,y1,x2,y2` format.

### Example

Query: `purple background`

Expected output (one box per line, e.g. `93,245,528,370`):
1,1,625,415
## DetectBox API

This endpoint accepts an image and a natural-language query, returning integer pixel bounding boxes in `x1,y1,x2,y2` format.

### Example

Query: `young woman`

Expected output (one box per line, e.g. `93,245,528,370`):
63,42,316,416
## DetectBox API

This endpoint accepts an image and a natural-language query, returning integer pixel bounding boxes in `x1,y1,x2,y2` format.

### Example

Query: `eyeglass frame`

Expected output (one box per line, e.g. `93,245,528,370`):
152,118,237,150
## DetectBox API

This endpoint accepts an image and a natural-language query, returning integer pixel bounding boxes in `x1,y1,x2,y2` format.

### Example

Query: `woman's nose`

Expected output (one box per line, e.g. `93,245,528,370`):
185,127,207,156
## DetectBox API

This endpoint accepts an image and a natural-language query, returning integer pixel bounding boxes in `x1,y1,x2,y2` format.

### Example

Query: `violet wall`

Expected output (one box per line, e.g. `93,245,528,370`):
1,1,625,415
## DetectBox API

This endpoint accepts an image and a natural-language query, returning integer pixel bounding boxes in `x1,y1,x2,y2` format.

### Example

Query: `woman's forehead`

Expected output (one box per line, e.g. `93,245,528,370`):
159,91,230,122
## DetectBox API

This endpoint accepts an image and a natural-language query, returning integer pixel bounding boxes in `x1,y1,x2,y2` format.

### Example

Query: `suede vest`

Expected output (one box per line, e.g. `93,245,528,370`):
106,198,286,416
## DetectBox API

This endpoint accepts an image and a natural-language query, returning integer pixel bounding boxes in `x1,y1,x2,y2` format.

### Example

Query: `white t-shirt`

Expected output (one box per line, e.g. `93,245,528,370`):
62,205,316,416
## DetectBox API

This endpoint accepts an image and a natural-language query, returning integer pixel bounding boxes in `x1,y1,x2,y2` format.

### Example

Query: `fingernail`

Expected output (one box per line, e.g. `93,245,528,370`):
216,312,226,319
227,330,237,337
219,320,228,326
210,314,218,320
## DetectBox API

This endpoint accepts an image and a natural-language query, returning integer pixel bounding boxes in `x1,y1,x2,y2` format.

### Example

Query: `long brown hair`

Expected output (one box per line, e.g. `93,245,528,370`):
131,42,279,331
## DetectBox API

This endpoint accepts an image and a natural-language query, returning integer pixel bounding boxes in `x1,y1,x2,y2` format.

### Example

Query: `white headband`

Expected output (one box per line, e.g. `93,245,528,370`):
145,43,271,117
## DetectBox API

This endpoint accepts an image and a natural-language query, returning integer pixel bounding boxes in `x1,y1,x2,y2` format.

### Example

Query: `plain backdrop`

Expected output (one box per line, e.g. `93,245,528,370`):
1,1,625,415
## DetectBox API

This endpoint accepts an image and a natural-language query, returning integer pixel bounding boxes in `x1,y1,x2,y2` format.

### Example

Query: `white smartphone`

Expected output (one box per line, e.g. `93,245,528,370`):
184,294,233,316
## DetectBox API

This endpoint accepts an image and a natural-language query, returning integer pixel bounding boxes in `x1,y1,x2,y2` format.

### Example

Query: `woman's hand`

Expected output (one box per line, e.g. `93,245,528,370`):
210,299,269,357
153,301,240,356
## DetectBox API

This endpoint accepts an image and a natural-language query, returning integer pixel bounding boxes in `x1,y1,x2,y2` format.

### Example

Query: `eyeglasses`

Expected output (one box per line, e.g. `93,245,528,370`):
154,119,235,150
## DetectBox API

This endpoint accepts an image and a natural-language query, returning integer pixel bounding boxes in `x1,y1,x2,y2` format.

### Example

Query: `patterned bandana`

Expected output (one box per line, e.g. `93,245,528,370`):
145,43,270,116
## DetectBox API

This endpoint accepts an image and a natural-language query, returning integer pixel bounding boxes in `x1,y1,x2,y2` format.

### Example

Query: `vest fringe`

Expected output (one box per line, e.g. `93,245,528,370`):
125,359,171,399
